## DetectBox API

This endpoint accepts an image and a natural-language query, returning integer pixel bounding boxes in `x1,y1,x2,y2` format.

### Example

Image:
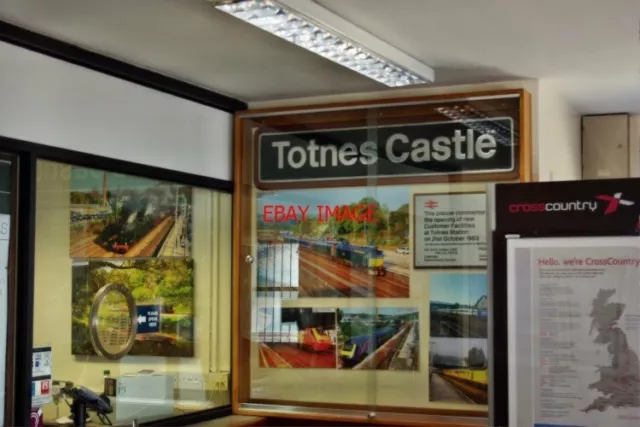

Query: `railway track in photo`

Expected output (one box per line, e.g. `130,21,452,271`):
440,374,487,404
430,371,487,404
70,215,175,258
298,249,409,298
259,343,336,369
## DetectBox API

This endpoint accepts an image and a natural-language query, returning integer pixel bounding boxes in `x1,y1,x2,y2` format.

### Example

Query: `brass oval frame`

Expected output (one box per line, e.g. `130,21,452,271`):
89,283,137,360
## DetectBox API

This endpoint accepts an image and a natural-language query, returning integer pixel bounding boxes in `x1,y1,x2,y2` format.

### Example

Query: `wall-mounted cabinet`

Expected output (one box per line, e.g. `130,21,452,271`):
233,89,533,425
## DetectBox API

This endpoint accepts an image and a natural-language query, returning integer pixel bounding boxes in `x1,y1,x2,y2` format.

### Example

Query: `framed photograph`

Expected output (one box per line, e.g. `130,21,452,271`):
257,186,410,298
71,258,195,358
256,307,337,369
429,272,488,339
337,307,419,371
69,167,192,258
429,337,488,404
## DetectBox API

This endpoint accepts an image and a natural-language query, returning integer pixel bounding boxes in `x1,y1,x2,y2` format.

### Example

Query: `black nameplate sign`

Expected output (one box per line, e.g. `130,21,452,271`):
256,118,515,189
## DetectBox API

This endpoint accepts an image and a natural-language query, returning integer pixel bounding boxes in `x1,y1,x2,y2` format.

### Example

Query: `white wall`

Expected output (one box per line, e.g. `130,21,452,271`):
0,41,233,180
537,80,582,181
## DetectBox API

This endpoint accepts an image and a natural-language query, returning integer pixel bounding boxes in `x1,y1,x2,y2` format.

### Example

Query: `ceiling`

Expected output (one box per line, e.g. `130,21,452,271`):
0,0,639,112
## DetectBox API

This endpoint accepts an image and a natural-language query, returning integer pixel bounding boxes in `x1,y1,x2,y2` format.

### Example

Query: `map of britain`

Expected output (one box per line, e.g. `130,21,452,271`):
583,289,640,413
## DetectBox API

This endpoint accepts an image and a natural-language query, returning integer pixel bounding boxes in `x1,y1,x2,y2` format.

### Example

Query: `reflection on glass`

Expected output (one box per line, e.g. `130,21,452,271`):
96,290,132,355
33,160,231,424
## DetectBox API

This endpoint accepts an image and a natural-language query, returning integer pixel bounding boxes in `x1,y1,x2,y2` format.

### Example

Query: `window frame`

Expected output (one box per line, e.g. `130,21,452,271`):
0,135,233,427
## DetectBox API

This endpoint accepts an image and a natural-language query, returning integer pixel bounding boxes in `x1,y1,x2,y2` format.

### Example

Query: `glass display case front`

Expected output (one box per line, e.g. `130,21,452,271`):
233,89,532,424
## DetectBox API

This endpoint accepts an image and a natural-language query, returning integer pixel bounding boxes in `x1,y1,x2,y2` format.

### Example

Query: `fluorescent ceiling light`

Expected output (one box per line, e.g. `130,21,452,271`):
436,106,513,146
212,0,435,87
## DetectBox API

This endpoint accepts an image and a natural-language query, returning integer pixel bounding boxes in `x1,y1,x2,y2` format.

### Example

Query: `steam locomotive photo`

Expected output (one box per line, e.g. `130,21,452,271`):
95,211,172,254
285,236,386,276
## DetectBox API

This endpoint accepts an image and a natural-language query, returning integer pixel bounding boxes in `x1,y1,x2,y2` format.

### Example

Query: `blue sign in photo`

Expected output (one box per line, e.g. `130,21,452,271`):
136,305,161,334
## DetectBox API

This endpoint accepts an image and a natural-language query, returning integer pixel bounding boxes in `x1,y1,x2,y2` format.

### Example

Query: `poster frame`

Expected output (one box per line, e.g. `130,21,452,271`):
412,190,487,270
490,178,640,427
504,235,640,427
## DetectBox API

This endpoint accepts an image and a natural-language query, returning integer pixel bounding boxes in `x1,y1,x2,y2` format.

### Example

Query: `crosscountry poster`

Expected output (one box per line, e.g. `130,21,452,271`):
508,237,640,427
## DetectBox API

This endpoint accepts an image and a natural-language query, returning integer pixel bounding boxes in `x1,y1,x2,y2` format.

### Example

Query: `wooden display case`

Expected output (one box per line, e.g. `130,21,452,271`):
232,89,532,425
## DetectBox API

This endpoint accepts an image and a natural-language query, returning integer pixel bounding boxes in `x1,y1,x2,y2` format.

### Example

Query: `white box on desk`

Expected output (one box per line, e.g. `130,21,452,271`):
113,372,175,422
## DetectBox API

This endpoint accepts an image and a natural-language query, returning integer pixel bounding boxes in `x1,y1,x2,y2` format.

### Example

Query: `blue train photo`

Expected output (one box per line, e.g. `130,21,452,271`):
286,236,386,277
337,308,419,370
339,325,397,367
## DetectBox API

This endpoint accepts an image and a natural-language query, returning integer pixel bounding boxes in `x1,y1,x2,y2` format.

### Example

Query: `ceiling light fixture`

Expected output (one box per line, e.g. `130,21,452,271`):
211,0,435,87
436,106,513,146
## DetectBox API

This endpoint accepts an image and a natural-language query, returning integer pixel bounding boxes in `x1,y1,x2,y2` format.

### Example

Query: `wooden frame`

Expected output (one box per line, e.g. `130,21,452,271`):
245,89,532,191
232,89,533,425
412,191,487,270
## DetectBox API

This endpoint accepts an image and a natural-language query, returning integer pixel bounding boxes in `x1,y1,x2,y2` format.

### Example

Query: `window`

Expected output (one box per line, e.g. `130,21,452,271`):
32,160,231,425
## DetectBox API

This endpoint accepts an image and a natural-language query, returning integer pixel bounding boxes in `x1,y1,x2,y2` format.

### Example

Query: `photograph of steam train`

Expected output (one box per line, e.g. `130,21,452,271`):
430,273,488,338
257,187,410,298
69,167,192,258
429,338,488,404
257,307,337,368
337,307,419,370
71,259,195,358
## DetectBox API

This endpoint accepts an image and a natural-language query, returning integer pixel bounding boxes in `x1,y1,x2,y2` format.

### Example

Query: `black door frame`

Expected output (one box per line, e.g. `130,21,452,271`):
0,152,19,427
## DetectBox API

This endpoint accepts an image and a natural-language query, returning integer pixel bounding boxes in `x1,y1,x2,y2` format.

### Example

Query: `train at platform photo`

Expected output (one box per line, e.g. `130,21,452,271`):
339,324,399,367
337,308,419,371
429,338,489,404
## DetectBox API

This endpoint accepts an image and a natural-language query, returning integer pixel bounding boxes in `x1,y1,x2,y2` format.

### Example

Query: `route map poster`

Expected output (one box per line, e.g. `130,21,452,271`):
509,238,640,427
414,193,486,268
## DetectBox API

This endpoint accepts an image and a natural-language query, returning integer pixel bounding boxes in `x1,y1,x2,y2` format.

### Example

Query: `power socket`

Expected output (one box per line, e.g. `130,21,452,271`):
173,372,229,391
206,372,229,391
175,373,205,391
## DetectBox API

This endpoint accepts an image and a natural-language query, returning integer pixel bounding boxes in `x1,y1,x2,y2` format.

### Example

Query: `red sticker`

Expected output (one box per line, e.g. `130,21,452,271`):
40,381,49,394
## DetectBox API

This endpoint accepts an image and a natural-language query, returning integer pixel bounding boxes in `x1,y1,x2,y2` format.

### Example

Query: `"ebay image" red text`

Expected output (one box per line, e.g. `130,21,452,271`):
262,204,378,223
